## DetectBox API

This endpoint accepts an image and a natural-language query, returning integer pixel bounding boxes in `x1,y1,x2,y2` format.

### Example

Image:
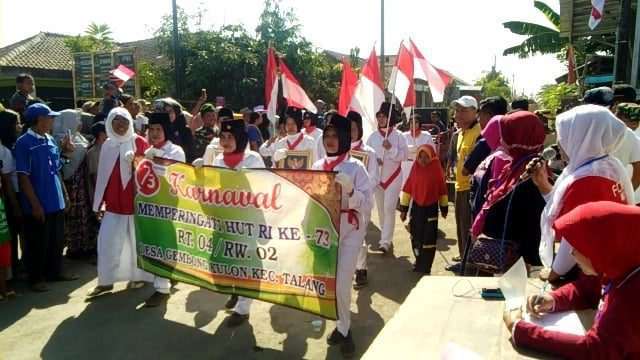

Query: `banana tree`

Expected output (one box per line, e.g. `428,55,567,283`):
502,1,566,58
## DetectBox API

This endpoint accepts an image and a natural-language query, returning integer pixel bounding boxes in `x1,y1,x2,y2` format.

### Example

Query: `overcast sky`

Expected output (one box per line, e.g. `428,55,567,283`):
0,0,566,96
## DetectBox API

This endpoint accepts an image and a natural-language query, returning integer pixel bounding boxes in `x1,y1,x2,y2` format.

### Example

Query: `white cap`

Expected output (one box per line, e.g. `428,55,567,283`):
452,95,478,109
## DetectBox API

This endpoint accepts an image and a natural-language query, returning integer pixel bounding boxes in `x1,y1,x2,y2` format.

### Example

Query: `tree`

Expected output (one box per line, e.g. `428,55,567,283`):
64,22,115,53
475,65,512,100
536,82,578,113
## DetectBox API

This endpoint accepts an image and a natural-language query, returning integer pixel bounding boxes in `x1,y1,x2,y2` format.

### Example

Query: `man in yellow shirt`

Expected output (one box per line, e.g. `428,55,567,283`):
451,96,480,268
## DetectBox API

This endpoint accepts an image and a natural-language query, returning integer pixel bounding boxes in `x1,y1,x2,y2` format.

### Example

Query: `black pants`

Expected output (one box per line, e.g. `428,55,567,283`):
409,203,438,274
24,211,65,284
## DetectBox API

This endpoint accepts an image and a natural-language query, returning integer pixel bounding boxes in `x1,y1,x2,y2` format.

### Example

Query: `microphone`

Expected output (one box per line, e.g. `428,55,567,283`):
519,146,557,181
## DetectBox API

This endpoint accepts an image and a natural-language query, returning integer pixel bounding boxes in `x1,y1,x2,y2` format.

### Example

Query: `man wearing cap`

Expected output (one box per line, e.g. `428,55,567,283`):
366,102,409,253
142,112,186,307
193,103,219,158
260,107,318,168
451,96,481,268
16,103,74,292
583,87,640,192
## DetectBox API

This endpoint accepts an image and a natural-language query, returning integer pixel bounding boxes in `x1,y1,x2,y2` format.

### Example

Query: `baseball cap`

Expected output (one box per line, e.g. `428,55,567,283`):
452,95,478,109
24,103,60,121
582,86,614,107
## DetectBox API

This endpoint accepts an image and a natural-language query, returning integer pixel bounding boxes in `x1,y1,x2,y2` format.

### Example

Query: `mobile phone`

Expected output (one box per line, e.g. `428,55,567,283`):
481,288,505,300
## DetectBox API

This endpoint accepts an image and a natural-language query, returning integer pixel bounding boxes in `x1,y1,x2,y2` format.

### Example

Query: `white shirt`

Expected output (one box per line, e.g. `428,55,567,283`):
366,128,409,182
402,131,435,161
203,138,221,166
312,156,372,244
0,143,18,191
157,141,186,162
303,127,326,159
351,140,379,189
212,151,265,169
263,133,319,168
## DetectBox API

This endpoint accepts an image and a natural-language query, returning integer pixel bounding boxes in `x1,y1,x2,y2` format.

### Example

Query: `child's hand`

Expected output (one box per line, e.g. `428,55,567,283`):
399,212,407,222
440,206,448,218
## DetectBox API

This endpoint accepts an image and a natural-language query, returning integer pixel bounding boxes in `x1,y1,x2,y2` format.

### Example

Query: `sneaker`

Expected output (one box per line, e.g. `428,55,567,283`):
87,285,114,297
225,294,239,309
327,328,346,346
377,244,390,254
226,312,248,328
143,291,170,308
353,270,368,290
327,329,356,357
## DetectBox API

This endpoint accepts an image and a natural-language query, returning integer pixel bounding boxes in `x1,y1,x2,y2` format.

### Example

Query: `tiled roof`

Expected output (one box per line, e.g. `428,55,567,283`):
0,32,73,70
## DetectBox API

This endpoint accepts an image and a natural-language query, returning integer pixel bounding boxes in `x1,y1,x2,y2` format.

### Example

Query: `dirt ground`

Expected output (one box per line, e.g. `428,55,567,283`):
0,206,462,360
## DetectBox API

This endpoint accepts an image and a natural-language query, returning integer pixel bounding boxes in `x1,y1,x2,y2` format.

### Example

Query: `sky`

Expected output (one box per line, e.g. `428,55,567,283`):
0,0,566,97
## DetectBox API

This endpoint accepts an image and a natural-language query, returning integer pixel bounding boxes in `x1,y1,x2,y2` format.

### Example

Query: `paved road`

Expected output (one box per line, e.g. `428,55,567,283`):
1,207,462,359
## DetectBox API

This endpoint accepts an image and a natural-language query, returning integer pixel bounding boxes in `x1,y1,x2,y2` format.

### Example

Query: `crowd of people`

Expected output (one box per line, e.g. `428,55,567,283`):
2,71,640,358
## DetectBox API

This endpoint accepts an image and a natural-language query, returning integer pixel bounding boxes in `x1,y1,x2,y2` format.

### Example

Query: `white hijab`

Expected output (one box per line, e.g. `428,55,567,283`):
539,104,635,267
93,107,136,211
53,109,89,180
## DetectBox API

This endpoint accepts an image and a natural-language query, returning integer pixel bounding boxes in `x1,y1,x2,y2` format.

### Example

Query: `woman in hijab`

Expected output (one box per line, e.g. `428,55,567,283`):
155,97,195,162
470,111,547,269
53,109,96,259
533,105,634,284
504,201,640,359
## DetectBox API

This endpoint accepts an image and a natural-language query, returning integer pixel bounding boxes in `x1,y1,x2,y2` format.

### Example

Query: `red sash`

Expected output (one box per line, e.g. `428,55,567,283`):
340,209,360,230
380,165,401,190
351,140,363,151
323,153,348,172
223,152,244,169
287,133,304,150
378,127,394,138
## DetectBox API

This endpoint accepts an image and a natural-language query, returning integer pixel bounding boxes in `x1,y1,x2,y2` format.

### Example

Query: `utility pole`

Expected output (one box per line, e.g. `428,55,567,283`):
172,0,182,99
380,0,385,85
613,0,632,83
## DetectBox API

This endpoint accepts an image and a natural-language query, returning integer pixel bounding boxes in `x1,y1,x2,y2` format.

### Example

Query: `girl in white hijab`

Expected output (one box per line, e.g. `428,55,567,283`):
88,107,153,297
53,109,96,258
534,104,634,282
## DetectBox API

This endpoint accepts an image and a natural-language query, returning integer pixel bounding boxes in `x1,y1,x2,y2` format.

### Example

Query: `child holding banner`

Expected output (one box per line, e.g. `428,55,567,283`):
366,102,409,253
89,107,153,298
397,144,448,275
347,110,378,289
142,112,186,308
260,107,318,168
312,113,372,358
193,117,265,326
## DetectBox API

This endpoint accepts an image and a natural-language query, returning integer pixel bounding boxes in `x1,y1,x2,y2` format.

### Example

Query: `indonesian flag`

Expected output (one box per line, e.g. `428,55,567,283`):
589,0,606,30
109,64,135,88
350,48,385,140
387,42,415,107
409,39,451,103
279,59,318,113
265,47,279,122
338,58,358,116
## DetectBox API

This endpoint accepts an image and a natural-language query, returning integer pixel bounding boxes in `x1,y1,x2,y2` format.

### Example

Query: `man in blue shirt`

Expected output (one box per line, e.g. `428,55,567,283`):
15,103,74,292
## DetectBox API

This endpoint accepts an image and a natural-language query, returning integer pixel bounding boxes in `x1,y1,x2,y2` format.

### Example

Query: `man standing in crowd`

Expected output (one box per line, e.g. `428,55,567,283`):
462,96,508,176
193,103,218,158
367,102,409,253
15,103,75,292
9,74,35,118
450,96,481,269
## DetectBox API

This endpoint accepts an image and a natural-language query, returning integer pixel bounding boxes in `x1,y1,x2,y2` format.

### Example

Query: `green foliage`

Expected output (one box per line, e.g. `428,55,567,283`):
475,66,512,100
153,0,341,107
137,61,170,99
64,22,115,53
536,82,578,113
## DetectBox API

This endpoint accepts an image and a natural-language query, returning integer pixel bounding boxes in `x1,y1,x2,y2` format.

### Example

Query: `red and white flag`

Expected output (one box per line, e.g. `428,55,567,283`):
279,59,318,114
109,64,135,88
265,47,280,122
350,47,385,140
387,42,415,107
338,58,358,116
589,0,606,30
409,39,451,103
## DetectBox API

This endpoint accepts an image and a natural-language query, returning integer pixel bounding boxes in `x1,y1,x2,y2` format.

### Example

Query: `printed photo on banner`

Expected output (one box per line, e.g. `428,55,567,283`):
133,157,342,319
350,150,369,168
277,149,312,170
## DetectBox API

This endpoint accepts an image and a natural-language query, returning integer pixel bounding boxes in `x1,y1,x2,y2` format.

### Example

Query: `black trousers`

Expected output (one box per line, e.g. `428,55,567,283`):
409,203,438,274
24,211,65,284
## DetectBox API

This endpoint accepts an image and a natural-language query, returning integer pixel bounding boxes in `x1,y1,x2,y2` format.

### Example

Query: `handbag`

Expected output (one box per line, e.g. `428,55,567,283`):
467,182,521,274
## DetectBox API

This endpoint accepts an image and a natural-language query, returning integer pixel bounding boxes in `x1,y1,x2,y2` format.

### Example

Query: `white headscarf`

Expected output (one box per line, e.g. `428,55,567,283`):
539,104,635,267
93,107,136,211
54,109,89,180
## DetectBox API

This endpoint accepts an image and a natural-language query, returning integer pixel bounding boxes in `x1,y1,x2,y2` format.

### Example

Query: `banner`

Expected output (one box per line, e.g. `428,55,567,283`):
133,158,341,319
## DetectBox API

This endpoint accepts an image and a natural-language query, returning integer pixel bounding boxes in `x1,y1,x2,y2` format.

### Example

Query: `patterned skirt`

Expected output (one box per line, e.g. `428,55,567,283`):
64,161,99,253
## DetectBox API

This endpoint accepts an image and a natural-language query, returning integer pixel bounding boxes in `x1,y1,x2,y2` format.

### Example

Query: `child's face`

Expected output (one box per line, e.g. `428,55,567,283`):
323,128,339,154
148,124,166,146
417,150,431,166
111,116,129,136
219,132,237,153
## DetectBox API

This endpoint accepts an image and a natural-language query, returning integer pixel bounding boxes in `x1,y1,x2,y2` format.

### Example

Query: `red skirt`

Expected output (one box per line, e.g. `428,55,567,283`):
0,242,10,267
